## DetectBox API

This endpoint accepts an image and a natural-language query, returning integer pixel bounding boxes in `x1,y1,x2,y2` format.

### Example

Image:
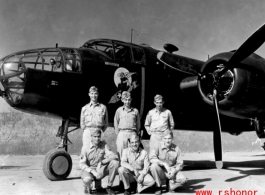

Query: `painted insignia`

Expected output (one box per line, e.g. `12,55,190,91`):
109,67,139,104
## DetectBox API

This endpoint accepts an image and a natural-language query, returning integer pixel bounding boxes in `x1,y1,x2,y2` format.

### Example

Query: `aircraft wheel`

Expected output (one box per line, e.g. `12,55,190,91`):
42,149,72,181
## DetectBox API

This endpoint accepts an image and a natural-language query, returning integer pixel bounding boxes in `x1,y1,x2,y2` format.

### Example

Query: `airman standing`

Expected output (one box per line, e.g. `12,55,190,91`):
144,94,174,152
114,91,140,159
80,86,108,148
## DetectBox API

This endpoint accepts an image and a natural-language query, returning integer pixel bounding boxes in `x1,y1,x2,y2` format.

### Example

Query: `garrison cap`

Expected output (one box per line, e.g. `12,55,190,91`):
154,94,163,102
89,86,98,93
129,132,140,142
91,129,102,136
163,129,173,138
122,91,131,99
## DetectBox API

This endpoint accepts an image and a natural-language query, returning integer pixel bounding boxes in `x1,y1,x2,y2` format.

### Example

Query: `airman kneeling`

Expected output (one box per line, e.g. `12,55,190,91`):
79,129,119,195
149,130,187,195
119,133,155,195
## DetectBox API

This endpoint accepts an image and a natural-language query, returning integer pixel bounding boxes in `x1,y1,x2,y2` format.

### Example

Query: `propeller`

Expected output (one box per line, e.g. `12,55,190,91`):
218,23,265,77
157,23,265,168
212,89,223,169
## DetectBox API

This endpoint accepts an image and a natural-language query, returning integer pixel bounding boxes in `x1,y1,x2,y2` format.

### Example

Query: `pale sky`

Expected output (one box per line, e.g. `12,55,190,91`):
1,0,265,110
1,0,265,60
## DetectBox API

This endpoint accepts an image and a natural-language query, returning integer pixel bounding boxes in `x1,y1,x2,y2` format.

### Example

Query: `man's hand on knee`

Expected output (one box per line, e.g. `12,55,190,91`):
166,169,177,180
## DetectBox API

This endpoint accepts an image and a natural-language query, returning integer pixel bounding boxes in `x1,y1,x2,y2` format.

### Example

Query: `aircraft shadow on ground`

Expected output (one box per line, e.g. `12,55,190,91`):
110,178,211,194
65,176,81,181
176,178,211,193
225,168,265,182
251,154,265,157
0,165,29,169
184,159,265,183
184,159,265,170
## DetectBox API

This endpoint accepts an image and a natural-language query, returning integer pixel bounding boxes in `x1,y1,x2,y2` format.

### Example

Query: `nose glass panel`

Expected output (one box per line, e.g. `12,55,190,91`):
0,55,25,104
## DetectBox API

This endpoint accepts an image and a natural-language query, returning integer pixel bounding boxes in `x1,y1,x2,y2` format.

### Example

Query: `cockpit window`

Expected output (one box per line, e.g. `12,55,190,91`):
81,41,114,60
114,44,131,62
132,48,145,64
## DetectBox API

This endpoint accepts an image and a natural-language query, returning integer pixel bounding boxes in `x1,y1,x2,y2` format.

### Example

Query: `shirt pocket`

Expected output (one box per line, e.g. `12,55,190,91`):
98,108,105,116
84,111,92,123
162,113,168,120
98,109,106,120
130,112,137,122
152,114,160,122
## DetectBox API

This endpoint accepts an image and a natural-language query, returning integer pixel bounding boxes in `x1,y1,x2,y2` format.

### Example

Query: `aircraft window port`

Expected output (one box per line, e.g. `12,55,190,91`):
132,48,145,64
114,44,132,62
61,49,82,73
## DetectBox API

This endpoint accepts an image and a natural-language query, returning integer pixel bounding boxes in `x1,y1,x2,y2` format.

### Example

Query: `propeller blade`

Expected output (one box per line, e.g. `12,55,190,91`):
219,23,265,76
212,89,223,169
157,52,199,76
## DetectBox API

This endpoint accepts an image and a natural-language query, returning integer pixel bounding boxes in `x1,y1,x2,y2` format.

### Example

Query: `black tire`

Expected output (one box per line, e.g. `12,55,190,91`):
42,149,72,181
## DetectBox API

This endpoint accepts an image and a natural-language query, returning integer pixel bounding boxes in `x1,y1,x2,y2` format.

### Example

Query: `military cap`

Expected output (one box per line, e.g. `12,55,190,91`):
163,129,173,138
91,129,102,136
154,94,163,102
89,86,98,93
129,133,140,142
122,91,131,99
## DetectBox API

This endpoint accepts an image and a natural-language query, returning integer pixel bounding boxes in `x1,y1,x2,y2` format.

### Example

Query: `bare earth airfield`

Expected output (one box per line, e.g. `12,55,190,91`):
1,124,265,195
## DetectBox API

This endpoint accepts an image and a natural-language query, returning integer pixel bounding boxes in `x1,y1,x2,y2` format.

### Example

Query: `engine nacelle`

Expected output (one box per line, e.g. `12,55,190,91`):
198,51,265,119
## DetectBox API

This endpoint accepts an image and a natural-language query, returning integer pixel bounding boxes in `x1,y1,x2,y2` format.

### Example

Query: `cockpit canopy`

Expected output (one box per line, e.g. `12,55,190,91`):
80,39,146,65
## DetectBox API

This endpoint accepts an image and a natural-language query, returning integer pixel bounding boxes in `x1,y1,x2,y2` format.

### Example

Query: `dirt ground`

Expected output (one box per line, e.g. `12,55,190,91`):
1,152,265,195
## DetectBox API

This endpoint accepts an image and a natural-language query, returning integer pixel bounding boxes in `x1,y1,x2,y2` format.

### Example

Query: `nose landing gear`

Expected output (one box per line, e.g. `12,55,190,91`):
42,119,79,181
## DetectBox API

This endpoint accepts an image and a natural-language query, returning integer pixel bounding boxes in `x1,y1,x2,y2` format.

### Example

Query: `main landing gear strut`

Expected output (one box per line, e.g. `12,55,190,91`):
42,119,79,181
253,118,265,151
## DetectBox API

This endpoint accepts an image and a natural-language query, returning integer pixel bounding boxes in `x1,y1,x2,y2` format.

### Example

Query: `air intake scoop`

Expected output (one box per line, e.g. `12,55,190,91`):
163,43,179,53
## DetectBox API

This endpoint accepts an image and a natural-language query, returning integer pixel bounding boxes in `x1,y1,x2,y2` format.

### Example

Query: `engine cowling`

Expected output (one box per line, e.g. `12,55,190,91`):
198,51,265,119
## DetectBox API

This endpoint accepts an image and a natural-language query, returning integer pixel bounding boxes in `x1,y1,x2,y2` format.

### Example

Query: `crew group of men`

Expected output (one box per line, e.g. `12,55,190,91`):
79,86,187,195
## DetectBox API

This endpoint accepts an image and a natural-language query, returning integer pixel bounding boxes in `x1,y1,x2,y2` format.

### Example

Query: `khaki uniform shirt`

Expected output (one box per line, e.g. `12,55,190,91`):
80,102,108,131
149,142,183,171
144,108,174,134
121,147,150,176
114,106,140,134
79,141,117,172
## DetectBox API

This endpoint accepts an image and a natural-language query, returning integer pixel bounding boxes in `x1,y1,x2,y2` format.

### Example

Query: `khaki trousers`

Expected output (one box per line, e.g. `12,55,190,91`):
149,132,164,152
150,163,187,190
118,167,155,193
116,130,136,159
81,160,119,187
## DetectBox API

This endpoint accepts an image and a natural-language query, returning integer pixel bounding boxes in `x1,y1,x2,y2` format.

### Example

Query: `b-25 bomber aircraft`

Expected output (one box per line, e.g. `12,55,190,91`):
1,23,265,181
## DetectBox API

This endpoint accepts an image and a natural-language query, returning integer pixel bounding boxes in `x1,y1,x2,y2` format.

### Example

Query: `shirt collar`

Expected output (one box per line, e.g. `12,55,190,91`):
90,141,102,149
129,146,142,154
161,142,174,150
155,107,165,113
89,101,99,107
123,106,133,112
